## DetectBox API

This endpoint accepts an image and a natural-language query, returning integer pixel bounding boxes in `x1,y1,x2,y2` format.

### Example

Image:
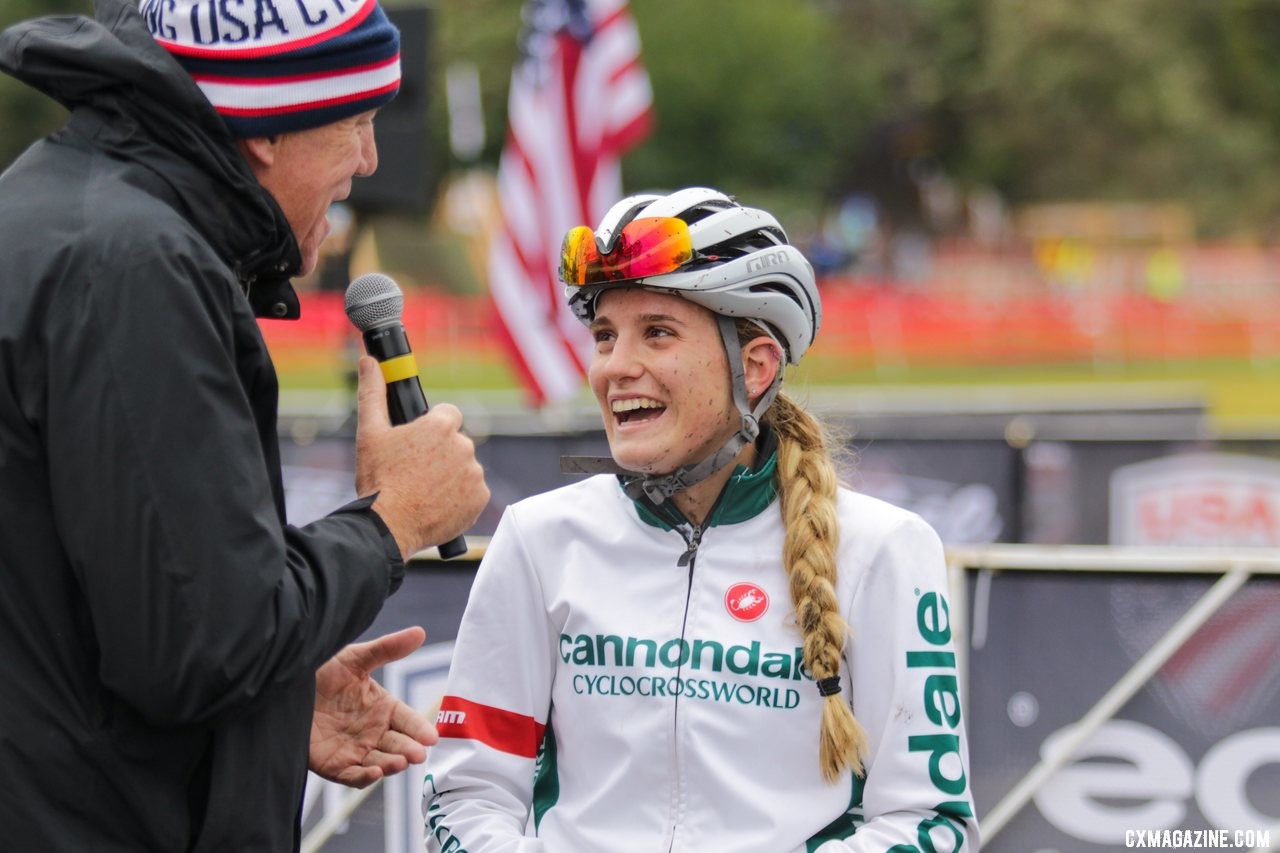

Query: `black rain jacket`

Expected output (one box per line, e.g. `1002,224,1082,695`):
0,0,404,849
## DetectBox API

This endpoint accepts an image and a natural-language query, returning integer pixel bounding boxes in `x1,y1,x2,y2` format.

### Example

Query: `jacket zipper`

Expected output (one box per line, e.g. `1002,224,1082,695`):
667,520,702,852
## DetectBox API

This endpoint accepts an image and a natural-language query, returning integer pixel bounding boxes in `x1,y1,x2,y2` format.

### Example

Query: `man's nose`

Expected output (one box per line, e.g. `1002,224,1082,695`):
356,125,378,177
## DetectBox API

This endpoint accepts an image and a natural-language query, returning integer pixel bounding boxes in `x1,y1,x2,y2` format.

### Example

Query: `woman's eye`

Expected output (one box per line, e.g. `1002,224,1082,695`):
593,329,615,343
647,326,673,338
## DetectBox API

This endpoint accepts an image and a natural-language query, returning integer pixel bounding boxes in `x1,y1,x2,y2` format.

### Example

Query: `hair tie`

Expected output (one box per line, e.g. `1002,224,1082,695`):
816,677,841,697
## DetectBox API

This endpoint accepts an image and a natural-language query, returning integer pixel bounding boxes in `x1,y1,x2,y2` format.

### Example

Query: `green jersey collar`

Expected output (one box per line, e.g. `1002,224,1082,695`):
629,450,779,531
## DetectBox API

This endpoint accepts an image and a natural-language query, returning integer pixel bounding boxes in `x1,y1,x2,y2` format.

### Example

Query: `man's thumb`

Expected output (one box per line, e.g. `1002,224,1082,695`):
352,626,427,673
356,356,391,434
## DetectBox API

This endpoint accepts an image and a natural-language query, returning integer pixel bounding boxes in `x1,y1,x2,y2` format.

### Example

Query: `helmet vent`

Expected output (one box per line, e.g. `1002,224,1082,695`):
748,282,800,302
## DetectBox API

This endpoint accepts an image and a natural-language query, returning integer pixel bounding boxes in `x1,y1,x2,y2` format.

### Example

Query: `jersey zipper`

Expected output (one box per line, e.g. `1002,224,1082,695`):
667,518,702,852
645,491,727,852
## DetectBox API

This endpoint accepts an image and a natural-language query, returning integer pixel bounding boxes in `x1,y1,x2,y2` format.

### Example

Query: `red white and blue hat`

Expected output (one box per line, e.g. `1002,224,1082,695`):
141,0,401,137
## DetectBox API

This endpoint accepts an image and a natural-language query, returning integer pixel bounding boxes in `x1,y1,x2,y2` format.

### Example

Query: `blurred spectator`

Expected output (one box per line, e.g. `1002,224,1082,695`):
1144,247,1186,302
805,193,884,277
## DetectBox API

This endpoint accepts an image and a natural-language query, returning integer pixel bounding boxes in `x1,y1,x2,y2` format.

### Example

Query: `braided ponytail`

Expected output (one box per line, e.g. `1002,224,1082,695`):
764,393,868,782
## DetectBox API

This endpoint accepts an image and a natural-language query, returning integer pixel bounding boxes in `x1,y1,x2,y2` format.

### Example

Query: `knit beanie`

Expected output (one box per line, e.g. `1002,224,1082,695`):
139,0,400,138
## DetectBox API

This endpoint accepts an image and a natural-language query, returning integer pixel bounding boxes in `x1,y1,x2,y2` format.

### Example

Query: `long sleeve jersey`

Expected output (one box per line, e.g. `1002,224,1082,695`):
423,459,979,852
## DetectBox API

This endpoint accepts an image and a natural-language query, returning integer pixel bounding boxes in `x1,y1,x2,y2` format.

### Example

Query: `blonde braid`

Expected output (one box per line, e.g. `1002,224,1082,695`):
766,393,868,782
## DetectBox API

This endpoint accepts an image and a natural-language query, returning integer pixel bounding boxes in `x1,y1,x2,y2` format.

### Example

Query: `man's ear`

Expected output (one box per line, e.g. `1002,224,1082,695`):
742,335,782,402
236,136,281,179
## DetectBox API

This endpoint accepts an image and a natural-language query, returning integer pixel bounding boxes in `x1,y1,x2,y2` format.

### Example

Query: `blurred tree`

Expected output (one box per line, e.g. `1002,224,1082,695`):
814,0,1280,237
622,0,881,221
10,0,1280,235
429,0,883,224
425,0,522,172
819,0,985,231
0,0,84,169
1203,0,1280,233
969,0,1280,235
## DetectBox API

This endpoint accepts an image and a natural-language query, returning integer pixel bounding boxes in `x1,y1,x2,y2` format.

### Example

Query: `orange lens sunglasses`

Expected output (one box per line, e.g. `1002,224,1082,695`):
559,217,694,286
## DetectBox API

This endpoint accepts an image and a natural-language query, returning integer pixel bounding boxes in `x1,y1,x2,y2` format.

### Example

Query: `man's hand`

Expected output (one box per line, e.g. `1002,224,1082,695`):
354,356,489,560
310,626,438,789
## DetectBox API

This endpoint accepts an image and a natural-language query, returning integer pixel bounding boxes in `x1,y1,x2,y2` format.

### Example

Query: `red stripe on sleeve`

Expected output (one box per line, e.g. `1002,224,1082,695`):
435,696,547,759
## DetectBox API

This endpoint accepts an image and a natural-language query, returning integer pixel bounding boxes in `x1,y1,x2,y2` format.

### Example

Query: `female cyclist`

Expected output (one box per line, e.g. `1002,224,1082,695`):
422,187,980,852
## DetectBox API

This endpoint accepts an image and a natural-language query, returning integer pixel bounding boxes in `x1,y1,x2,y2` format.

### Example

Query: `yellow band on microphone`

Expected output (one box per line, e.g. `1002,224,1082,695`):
379,354,419,384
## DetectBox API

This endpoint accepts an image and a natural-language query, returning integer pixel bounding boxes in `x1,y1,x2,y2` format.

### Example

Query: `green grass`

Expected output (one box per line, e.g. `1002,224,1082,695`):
274,346,1280,434
272,346,517,391
788,355,1280,432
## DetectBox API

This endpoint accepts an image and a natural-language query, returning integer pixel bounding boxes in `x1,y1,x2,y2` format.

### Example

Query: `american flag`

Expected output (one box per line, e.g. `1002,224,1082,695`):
487,0,654,405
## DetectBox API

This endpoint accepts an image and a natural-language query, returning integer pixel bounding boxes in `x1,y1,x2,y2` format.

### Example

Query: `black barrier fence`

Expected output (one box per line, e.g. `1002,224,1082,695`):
960,563,1280,849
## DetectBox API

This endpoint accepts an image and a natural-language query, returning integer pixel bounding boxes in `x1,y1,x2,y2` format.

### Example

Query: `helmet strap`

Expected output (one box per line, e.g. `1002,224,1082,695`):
621,316,781,504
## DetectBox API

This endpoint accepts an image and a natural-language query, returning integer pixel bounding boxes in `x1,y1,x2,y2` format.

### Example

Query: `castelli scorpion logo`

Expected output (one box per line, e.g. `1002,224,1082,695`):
725,582,769,622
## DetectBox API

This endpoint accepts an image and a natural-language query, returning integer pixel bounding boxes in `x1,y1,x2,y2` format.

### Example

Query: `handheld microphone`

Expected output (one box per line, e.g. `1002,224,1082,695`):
344,273,468,560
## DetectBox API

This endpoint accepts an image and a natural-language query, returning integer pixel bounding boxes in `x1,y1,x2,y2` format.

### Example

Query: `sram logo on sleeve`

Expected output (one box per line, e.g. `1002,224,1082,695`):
435,696,546,759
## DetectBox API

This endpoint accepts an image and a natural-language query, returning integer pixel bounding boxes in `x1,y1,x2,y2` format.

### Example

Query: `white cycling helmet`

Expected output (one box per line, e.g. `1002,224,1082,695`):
559,187,823,504
564,187,821,363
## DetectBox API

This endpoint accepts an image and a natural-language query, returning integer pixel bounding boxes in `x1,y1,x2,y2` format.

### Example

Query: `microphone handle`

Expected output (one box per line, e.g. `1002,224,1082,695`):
362,326,469,561
385,375,429,423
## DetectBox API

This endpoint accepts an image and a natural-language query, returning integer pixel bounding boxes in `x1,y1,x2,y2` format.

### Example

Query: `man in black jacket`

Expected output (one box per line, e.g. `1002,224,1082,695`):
0,0,489,849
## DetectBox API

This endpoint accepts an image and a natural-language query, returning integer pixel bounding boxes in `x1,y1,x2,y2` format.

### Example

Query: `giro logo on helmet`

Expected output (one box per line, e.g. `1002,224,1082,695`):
745,249,790,275
725,582,769,622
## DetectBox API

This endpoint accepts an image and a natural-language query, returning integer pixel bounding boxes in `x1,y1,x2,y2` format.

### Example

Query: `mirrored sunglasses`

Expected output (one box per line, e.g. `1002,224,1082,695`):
560,217,694,287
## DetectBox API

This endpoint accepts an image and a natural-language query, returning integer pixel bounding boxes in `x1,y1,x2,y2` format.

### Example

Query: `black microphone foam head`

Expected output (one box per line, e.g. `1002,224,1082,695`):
344,272,404,331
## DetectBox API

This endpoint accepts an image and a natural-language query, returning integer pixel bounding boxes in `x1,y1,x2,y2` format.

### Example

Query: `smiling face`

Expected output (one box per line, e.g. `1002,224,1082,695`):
241,110,379,276
588,288,740,475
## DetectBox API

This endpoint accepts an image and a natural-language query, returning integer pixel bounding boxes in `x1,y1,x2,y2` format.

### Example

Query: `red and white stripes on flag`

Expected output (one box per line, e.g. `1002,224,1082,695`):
488,0,653,405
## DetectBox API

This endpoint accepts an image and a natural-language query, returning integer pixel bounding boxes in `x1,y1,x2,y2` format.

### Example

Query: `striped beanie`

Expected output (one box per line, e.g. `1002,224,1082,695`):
140,0,400,138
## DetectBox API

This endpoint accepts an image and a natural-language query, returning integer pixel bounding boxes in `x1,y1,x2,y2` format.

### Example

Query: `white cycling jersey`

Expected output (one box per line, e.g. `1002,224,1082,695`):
423,457,980,852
